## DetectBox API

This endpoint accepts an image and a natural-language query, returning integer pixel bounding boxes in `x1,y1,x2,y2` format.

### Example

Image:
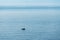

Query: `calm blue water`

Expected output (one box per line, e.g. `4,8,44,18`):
0,7,60,40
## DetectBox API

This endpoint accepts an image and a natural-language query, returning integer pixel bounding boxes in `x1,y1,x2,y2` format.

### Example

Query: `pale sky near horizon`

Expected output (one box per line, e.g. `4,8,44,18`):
0,0,60,6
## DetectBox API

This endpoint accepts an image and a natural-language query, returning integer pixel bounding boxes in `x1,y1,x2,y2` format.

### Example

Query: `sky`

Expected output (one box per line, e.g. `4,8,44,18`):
0,0,60,6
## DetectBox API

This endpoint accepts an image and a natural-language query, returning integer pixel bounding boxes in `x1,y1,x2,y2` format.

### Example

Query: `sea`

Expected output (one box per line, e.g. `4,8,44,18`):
0,6,60,40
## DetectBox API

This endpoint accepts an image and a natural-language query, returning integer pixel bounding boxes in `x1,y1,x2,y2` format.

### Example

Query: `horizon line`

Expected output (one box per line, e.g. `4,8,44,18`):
0,6,60,9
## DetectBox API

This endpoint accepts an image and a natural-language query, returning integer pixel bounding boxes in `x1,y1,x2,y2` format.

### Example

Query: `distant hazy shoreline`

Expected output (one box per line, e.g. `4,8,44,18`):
0,6,60,9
